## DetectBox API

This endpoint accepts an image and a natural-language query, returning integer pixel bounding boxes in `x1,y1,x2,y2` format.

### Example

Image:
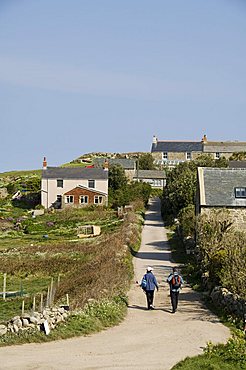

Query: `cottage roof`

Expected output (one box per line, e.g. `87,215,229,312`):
228,161,246,169
64,185,107,196
42,167,108,179
151,141,203,153
198,167,246,207
93,158,136,170
203,141,246,153
133,170,166,179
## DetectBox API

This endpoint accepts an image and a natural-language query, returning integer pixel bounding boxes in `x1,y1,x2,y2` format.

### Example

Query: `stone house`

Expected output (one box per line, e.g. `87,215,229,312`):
93,158,136,180
196,167,246,231
41,158,108,209
132,170,166,188
151,134,246,167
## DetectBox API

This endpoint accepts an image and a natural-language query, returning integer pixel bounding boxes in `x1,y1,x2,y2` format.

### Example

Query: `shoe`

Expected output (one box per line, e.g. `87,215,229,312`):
150,305,154,310
172,309,176,313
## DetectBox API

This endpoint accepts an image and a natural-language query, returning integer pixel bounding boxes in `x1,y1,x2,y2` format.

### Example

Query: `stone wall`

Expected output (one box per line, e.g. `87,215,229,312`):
201,207,246,231
0,306,69,337
211,286,245,319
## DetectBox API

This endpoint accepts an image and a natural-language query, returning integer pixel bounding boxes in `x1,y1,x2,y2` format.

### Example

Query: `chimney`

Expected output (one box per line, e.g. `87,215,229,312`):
201,134,207,143
152,135,158,146
103,159,109,171
43,157,47,170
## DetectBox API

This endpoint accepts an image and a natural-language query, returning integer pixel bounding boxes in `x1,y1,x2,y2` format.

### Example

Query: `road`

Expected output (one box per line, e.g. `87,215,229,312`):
0,198,230,370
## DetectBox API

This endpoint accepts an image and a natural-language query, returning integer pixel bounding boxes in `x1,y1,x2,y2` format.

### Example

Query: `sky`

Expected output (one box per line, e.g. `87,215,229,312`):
0,0,246,172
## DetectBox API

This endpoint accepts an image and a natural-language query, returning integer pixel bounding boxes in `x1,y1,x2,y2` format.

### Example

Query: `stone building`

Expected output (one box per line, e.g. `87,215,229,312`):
196,167,246,231
151,134,246,167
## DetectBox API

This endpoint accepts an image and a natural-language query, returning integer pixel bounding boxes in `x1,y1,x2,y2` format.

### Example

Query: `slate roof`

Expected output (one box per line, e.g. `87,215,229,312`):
133,170,166,179
198,167,246,207
203,142,246,153
228,161,246,169
93,158,136,170
42,167,108,179
151,141,203,153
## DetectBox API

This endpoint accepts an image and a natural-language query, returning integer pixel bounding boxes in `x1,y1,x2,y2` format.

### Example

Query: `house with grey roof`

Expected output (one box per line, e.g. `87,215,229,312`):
133,170,166,188
41,158,108,209
93,158,136,180
196,167,246,231
151,135,246,167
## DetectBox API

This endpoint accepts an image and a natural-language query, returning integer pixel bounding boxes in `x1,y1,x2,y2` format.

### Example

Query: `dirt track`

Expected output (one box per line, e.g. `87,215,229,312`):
0,198,230,370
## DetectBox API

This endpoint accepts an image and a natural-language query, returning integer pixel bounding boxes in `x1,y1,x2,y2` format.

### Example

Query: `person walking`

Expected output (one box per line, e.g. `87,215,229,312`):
167,267,184,313
141,266,159,310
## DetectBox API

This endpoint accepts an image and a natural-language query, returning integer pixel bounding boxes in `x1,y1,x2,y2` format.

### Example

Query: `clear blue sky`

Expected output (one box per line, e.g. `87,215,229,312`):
1,0,246,172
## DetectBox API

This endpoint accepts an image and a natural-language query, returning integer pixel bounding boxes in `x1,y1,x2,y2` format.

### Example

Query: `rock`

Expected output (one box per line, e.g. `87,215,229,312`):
0,325,7,336
22,319,29,327
13,318,22,328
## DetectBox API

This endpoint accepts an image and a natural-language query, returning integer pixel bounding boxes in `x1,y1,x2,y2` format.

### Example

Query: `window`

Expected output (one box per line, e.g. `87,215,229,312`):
57,179,63,188
56,195,62,203
215,152,220,159
80,195,88,204
162,152,168,160
88,179,95,188
94,195,103,204
235,187,246,198
65,195,74,204
186,152,191,160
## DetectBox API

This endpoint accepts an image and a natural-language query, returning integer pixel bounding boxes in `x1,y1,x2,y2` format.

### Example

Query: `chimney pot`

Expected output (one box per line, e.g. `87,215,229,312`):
43,157,47,170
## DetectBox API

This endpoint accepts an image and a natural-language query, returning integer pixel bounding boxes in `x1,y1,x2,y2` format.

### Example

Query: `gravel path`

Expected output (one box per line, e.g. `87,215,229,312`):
0,198,230,370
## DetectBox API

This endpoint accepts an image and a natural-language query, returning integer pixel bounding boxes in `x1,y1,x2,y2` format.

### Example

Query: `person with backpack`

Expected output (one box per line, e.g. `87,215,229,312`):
141,266,159,310
167,267,184,313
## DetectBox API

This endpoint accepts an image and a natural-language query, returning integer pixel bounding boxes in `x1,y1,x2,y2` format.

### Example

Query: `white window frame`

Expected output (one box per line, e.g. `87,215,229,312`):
65,195,74,204
186,152,191,160
235,187,246,198
80,195,88,204
162,152,168,160
94,195,103,204
215,152,220,159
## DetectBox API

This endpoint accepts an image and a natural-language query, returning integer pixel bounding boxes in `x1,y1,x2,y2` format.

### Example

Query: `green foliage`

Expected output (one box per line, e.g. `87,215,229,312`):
229,152,246,161
197,210,246,297
163,154,228,218
178,205,196,238
108,164,127,191
172,332,246,370
138,153,155,170
109,182,151,208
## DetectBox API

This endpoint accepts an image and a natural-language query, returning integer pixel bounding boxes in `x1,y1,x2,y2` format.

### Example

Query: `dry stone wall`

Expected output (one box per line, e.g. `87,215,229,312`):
0,306,69,337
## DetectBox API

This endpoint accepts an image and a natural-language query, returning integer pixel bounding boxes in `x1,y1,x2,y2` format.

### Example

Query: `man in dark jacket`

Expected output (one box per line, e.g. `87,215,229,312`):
141,266,159,310
167,266,184,313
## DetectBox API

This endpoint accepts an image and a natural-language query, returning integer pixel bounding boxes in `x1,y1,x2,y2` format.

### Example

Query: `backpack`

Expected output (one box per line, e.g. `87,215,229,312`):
171,275,181,289
141,276,147,291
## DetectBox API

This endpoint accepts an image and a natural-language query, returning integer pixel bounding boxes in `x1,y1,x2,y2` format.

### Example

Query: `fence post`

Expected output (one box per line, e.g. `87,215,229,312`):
40,293,43,312
50,278,54,306
3,273,6,300
66,293,69,307
33,295,36,312
46,286,50,307
22,300,25,315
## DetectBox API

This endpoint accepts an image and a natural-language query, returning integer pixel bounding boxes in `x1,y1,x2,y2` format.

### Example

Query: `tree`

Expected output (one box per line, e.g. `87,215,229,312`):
163,154,228,218
108,165,127,191
138,153,155,170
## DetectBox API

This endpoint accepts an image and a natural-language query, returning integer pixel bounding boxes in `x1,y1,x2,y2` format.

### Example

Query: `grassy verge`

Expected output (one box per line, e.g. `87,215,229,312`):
0,202,144,346
0,295,128,346
166,227,246,370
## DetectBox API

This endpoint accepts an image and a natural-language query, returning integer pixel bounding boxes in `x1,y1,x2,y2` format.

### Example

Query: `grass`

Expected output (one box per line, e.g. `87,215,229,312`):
0,202,144,345
166,224,246,370
0,294,128,346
